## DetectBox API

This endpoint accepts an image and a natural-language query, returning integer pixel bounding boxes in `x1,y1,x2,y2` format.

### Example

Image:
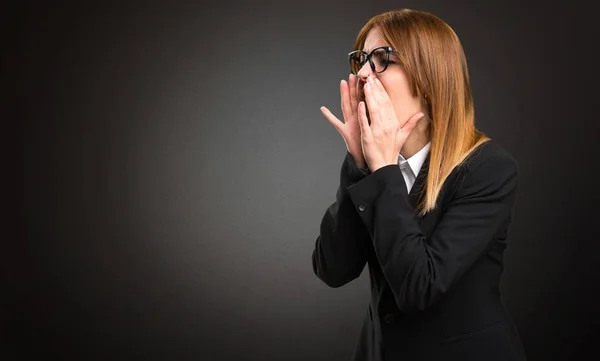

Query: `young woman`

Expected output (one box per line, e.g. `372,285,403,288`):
312,9,528,361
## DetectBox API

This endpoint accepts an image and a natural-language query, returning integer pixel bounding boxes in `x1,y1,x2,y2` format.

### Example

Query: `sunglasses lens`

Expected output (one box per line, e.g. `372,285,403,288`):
372,48,389,73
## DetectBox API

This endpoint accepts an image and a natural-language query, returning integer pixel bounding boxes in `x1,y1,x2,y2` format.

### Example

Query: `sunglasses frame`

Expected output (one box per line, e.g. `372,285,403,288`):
347,46,398,75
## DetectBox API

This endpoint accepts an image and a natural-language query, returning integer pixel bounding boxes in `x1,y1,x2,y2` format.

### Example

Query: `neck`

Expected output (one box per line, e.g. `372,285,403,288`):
400,116,430,159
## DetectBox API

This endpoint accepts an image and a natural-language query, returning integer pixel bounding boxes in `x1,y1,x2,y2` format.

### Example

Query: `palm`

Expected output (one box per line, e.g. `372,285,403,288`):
321,74,366,168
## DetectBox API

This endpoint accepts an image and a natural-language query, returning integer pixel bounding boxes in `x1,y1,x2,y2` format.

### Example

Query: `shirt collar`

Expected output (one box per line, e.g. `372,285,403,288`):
398,141,431,176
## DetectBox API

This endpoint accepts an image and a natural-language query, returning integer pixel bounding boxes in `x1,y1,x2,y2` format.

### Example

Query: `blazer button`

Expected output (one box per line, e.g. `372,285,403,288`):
358,204,366,212
384,314,395,325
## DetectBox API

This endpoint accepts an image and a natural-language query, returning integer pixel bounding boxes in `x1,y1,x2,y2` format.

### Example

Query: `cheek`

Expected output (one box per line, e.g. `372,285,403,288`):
381,76,411,102
387,87,417,115
380,77,420,118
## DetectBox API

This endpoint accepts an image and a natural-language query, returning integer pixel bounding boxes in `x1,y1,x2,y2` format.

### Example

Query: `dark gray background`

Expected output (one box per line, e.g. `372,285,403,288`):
9,0,598,360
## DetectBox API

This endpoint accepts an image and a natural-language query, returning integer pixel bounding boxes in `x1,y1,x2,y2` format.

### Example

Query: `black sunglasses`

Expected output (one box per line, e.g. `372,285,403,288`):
348,46,398,75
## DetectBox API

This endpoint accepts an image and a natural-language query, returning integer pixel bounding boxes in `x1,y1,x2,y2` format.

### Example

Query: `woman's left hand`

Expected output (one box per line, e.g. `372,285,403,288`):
358,76,425,172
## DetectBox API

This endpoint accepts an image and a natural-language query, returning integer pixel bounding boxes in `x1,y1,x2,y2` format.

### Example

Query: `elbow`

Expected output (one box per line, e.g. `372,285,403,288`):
392,279,445,314
319,275,352,288
312,250,357,288
394,294,441,314
395,298,437,314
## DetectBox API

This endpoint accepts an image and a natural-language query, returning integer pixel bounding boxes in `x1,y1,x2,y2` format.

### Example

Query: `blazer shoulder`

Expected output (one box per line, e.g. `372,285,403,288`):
461,139,519,178
450,139,520,198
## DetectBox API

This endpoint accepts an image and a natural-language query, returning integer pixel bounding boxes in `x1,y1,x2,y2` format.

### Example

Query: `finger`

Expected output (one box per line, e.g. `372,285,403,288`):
373,78,392,107
364,80,380,127
340,80,353,121
348,74,358,113
401,112,426,134
370,78,397,129
358,101,372,139
321,106,345,134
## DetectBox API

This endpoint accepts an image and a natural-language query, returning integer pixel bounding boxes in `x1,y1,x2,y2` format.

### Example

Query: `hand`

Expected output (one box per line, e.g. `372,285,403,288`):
321,74,367,169
358,77,425,172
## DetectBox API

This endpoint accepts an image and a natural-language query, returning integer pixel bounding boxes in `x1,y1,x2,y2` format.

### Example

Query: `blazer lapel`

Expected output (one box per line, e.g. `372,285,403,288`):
408,153,430,221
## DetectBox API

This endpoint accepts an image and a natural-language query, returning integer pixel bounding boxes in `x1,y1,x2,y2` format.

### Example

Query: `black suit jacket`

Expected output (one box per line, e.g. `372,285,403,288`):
312,139,528,361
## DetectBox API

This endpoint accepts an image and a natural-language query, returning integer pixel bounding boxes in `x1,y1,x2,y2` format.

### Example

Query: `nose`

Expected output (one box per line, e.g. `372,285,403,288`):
356,63,376,97
356,62,375,84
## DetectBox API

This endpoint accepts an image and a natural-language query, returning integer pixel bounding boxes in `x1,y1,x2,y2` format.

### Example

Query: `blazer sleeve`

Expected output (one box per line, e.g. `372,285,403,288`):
312,151,373,288
346,150,519,312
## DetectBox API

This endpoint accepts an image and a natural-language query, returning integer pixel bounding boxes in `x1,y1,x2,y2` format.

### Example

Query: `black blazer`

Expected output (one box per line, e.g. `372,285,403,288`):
312,139,528,361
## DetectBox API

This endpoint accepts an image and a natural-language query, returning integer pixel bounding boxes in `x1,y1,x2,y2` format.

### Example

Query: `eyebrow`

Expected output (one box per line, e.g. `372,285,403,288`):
362,45,394,53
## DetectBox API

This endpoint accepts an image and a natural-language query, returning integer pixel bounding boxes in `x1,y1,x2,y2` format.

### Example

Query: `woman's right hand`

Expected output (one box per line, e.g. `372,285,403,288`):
321,74,367,169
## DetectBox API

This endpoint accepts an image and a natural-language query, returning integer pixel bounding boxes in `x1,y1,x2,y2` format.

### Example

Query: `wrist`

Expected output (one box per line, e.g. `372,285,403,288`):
349,152,366,169
371,162,396,173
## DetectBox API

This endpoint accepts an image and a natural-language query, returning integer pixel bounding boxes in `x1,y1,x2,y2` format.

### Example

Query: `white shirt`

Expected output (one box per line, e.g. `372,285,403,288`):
398,142,431,193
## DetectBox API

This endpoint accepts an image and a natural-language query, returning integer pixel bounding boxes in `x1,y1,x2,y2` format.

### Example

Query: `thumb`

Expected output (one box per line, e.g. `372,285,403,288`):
320,106,345,135
401,112,426,134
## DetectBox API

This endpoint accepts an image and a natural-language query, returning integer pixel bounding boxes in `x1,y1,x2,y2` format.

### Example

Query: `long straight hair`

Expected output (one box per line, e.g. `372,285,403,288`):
353,9,490,215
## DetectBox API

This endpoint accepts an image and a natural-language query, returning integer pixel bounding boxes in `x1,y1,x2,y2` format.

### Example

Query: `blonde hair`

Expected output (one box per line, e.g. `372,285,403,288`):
353,9,490,215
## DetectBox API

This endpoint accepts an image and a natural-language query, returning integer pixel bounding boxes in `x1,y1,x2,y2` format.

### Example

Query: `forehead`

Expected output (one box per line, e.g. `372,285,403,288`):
362,28,386,52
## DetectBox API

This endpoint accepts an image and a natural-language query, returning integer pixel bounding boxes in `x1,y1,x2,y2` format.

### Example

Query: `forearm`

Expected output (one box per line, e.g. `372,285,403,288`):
312,152,371,287
312,184,369,287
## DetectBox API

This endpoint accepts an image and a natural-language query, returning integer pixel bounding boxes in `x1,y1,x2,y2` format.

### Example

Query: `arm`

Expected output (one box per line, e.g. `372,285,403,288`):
346,150,519,311
312,151,372,288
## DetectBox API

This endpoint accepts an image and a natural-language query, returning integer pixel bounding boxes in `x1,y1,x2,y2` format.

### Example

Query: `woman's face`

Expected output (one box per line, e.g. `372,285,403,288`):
357,28,423,125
